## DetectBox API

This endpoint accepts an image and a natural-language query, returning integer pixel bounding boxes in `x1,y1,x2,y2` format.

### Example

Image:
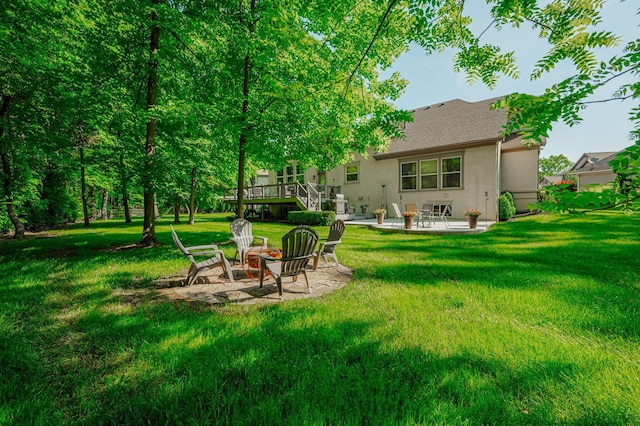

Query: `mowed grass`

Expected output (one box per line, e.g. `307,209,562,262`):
0,211,638,425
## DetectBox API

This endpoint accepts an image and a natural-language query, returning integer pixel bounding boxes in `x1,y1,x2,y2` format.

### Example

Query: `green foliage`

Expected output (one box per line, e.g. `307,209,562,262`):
21,168,80,231
288,210,335,226
198,197,235,213
539,154,574,180
0,209,10,234
499,191,516,221
535,142,640,214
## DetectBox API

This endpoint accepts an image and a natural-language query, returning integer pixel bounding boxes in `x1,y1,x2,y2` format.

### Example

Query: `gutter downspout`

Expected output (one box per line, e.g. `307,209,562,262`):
495,139,502,222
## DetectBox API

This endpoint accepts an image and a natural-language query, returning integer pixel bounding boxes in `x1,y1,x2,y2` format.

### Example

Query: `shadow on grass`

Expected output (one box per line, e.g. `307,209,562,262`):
1,212,638,424
7,299,595,425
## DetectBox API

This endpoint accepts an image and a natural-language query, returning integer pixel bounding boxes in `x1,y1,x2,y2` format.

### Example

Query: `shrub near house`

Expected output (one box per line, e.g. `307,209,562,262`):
499,191,516,221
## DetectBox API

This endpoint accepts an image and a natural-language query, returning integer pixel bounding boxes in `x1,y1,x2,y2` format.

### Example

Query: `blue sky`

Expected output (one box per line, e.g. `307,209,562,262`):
386,1,639,163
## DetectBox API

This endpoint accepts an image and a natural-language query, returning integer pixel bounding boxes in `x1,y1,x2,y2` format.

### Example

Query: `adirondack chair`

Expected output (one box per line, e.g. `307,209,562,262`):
230,218,268,265
259,226,319,299
313,219,345,270
170,225,234,285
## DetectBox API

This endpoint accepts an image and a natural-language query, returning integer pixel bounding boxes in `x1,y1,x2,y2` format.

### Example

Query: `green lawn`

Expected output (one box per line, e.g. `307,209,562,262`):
1,212,639,425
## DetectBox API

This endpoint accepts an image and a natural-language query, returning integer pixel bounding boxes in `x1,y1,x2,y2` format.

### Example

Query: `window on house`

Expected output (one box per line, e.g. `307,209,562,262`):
399,154,463,191
345,163,359,183
401,161,417,190
279,164,305,184
285,165,294,183
442,156,462,188
420,159,438,189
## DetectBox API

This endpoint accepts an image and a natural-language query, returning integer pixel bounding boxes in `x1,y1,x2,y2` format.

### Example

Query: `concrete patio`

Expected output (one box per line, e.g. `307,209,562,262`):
345,215,495,234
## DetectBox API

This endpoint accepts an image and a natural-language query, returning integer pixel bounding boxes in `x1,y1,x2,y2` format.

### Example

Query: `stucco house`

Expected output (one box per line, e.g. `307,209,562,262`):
569,151,619,190
256,97,543,221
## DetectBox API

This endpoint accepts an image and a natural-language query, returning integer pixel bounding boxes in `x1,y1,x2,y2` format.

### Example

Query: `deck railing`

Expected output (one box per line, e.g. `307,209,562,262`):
224,182,322,211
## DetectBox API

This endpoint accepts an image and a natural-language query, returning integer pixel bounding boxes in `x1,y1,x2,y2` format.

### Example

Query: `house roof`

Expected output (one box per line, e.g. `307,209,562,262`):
374,97,541,159
540,175,565,186
571,151,619,172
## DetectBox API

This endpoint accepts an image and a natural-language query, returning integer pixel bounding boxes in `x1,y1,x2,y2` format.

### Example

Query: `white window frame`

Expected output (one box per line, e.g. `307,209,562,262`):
345,162,360,184
279,164,305,184
399,154,463,191
420,159,438,189
441,155,462,189
400,161,418,190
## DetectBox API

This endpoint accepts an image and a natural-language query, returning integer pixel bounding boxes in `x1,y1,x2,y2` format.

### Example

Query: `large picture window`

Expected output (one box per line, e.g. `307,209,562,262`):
399,155,462,190
345,163,359,183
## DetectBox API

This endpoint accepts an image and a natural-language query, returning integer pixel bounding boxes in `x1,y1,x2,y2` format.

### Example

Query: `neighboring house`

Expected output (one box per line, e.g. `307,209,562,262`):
540,175,565,187
569,151,619,190
262,97,543,220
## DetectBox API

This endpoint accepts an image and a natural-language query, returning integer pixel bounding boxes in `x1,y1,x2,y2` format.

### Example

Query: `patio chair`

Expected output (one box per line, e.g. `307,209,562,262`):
259,226,319,299
438,202,452,228
313,219,346,270
391,203,403,227
230,218,268,265
170,225,235,285
421,202,435,228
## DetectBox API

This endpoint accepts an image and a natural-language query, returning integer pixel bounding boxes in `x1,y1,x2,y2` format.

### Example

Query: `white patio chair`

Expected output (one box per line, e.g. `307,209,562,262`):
230,218,268,265
391,203,403,227
170,225,234,285
438,203,452,228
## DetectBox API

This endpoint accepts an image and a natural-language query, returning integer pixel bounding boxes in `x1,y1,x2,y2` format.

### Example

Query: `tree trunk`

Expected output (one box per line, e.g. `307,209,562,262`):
174,194,180,224
235,0,256,219
188,167,196,225
119,151,131,223
100,188,108,220
0,94,25,238
80,145,90,226
88,186,96,220
140,0,160,246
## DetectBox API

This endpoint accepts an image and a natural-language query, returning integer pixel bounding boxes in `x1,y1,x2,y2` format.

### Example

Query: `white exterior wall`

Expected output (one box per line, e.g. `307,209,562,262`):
313,145,500,220
264,143,540,220
500,148,540,212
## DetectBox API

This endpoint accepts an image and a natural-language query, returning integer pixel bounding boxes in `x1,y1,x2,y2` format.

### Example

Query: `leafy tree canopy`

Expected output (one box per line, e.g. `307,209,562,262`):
539,154,574,180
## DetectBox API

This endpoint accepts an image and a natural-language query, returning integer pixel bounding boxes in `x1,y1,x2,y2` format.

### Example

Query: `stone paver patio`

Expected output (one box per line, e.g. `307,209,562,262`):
152,262,353,306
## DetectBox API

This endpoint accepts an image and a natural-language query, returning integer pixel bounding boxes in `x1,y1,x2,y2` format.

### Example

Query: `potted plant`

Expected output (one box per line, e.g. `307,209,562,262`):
464,209,481,229
374,208,386,224
401,211,418,229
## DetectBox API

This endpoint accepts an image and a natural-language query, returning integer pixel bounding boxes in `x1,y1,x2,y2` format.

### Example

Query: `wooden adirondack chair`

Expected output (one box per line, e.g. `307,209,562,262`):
259,226,318,299
313,219,345,270
170,225,235,285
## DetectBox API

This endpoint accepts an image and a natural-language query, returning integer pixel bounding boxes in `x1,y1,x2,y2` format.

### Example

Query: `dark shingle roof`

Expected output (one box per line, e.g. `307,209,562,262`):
374,97,537,159
571,152,619,172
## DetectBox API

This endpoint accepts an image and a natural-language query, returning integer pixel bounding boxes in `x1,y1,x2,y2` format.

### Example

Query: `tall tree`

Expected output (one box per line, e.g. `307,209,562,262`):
539,154,574,180
140,0,161,246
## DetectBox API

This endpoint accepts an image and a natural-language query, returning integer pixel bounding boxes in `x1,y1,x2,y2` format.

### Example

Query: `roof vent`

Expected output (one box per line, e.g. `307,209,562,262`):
423,106,430,110
438,102,445,107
